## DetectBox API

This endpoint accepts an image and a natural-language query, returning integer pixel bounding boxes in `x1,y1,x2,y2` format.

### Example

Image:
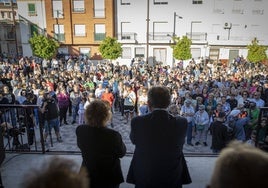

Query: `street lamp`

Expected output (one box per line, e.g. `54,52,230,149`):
190,21,202,39
173,12,183,37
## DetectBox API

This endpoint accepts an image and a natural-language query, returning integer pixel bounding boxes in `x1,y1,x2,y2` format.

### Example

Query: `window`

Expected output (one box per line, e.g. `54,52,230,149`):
192,0,203,4
28,3,37,16
94,24,105,41
73,0,85,12
1,11,4,18
94,0,105,18
154,0,168,5
80,48,91,57
74,24,86,36
191,48,201,59
232,0,244,14
121,0,130,5
122,47,131,59
6,26,15,40
153,48,166,64
54,24,65,41
135,47,145,58
213,0,225,14
52,0,63,18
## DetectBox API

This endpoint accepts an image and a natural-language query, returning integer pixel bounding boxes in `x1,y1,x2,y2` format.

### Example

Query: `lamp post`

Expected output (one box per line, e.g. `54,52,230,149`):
173,12,183,37
190,21,202,39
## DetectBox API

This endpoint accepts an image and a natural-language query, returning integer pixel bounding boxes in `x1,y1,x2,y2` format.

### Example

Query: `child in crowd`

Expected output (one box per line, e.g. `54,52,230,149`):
78,98,86,124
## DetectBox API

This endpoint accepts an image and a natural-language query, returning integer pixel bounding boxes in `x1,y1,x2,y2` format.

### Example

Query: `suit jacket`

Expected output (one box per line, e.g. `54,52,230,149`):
76,125,126,188
127,109,190,188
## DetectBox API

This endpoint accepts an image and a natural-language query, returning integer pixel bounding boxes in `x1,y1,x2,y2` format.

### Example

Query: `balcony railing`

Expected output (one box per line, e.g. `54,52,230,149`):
28,11,37,16
117,32,137,41
186,32,207,41
94,33,106,41
149,32,174,41
54,33,65,42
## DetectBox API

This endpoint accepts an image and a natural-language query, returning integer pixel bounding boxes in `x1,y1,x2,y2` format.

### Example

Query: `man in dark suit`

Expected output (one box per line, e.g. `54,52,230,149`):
127,86,191,188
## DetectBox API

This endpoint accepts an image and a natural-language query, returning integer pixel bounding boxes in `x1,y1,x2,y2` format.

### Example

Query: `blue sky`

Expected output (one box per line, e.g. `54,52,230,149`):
0,0,16,3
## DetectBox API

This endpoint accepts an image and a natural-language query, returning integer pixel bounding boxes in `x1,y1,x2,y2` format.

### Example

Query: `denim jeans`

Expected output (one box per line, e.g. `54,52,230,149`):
72,104,79,122
186,121,193,144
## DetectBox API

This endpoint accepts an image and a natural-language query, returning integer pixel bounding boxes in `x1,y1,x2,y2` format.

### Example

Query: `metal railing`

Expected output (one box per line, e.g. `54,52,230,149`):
1,104,45,154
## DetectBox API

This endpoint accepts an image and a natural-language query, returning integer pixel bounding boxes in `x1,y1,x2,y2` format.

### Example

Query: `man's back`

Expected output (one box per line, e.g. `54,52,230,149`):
127,110,188,188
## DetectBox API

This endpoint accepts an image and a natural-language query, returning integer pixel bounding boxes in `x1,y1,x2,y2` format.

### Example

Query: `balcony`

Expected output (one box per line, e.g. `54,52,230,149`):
28,11,37,16
149,32,174,43
186,32,207,44
94,33,106,41
54,33,65,42
117,32,137,43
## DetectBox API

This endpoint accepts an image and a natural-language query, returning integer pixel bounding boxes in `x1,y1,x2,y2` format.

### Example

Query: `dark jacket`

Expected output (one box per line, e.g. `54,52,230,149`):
76,125,126,188
211,120,228,150
127,110,190,188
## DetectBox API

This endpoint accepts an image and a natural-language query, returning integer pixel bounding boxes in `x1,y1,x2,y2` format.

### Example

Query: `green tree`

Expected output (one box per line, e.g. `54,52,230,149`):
29,33,59,59
247,37,267,63
172,35,192,61
99,37,122,60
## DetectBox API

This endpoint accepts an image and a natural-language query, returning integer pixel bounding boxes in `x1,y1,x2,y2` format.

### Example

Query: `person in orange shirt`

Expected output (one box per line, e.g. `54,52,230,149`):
101,87,114,127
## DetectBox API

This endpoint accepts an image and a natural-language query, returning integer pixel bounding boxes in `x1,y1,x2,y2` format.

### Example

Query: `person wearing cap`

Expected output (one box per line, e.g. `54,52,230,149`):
227,109,250,141
194,105,210,146
210,112,229,153
180,99,195,146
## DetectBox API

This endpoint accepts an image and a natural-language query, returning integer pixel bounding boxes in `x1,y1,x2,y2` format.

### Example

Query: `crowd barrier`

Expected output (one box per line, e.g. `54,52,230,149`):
0,104,45,154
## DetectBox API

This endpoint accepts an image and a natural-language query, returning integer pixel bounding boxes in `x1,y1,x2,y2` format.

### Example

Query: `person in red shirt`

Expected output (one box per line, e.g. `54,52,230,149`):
101,87,114,127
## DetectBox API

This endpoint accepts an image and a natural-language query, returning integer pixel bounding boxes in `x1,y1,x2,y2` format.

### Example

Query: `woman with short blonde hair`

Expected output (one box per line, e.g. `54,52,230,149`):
84,99,112,127
76,99,126,188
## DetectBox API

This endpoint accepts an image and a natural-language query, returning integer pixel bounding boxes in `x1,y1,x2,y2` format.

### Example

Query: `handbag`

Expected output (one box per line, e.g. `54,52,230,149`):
196,124,205,131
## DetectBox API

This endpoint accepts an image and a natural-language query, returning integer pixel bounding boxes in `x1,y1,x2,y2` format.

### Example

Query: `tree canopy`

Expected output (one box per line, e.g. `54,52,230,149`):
29,33,59,59
247,37,267,63
171,36,192,61
98,37,122,60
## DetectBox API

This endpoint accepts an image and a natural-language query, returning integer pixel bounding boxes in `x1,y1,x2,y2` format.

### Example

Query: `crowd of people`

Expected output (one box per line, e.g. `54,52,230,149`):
1,52,268,187
0,54,268,151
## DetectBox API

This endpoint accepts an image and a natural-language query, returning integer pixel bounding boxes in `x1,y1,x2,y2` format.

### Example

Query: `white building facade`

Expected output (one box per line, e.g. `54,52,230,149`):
16,0,46,57
115,0,268,67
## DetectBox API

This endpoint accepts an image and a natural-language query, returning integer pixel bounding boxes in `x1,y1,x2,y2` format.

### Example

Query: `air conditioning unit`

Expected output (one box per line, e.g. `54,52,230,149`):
224,22,232,29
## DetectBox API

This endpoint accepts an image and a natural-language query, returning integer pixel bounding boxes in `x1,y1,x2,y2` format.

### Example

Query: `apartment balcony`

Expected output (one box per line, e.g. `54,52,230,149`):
149,32,174,43
117,32,137,43
94,32,106,41
54,33,65,42
186,32,207,44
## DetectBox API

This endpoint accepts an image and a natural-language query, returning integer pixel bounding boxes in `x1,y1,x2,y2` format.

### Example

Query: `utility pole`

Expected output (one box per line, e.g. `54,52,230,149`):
11,0,18,57
146,0,150,65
